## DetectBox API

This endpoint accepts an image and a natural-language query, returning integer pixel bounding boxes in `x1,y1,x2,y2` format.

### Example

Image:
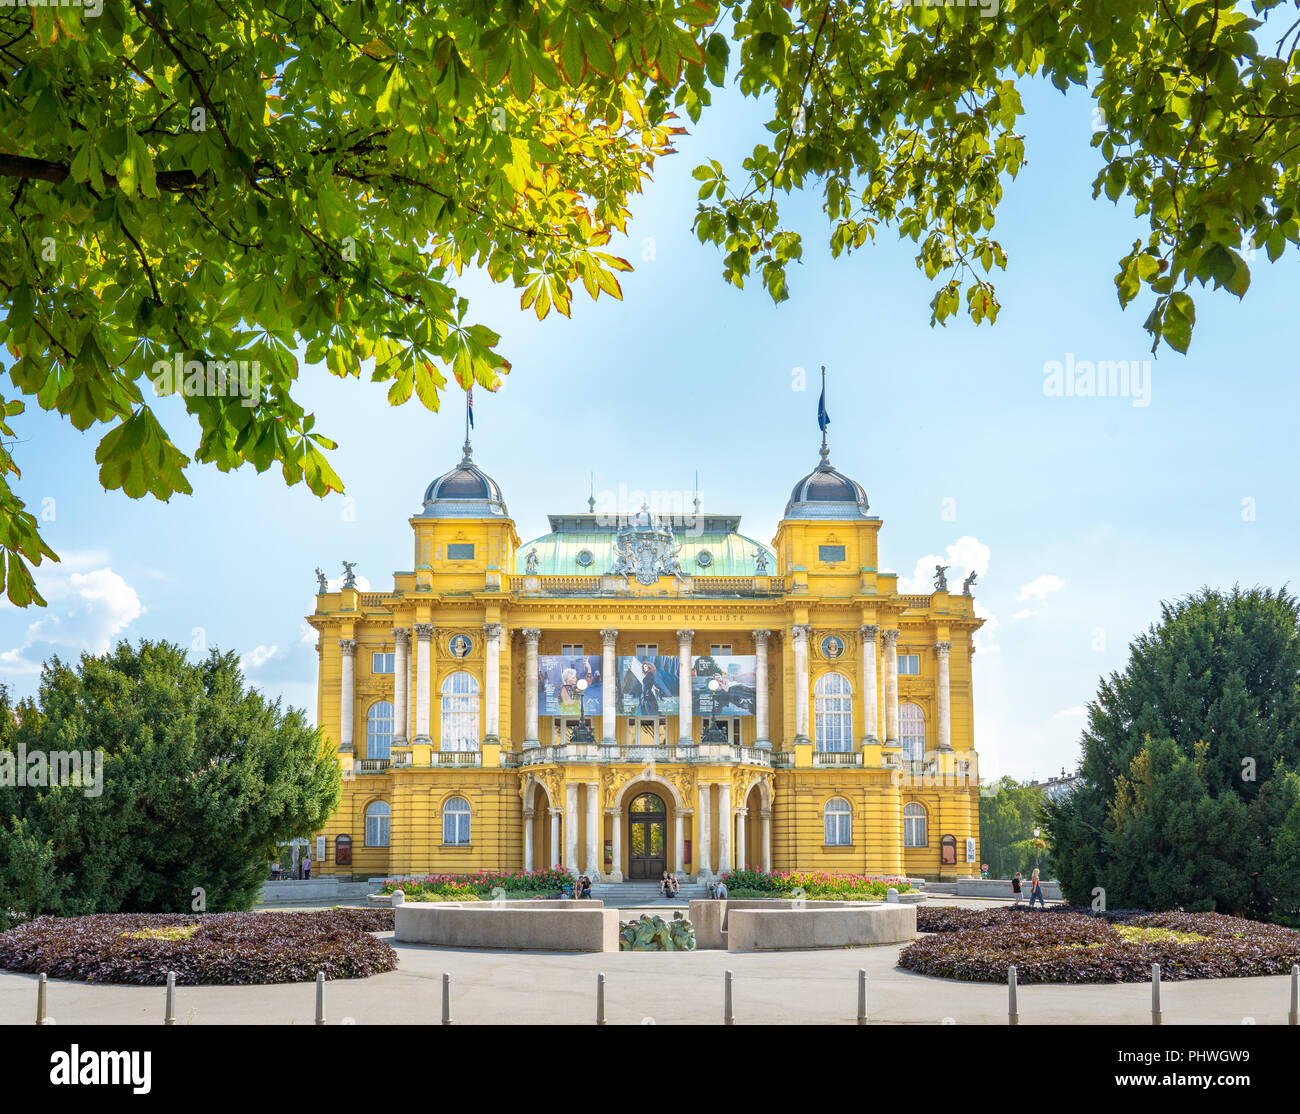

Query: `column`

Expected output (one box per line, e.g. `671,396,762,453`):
676,628,694,744
608,807,623,882
735,809,747,872
859,624,879,744
523,807,535,871
717,781,732,873
392,629,411,744
585,782,600,877
935,640,953,751
600,628,618,745
549,808,562,870
483,622,503,742
521,628,541,747
564,782,579,871
338,639,356,751
752,629,771,746
883,628,900,745
791,624,811,742
675,811,686,874
413,623,434,743
696,782,712,878
760,808,772,872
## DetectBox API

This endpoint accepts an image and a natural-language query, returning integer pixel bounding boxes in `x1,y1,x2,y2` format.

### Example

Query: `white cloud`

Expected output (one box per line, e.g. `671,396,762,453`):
1052,705,1087,721
1013,574,1065,619
240,644,281,672
897,535,991,594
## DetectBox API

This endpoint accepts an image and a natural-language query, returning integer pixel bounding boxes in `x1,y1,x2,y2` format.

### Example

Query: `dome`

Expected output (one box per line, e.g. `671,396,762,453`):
418,440,508,518
784,447,869,519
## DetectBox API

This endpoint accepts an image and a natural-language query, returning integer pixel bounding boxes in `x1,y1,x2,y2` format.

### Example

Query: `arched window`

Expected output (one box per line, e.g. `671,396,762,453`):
814,672,853,752
443,796,471,845
367,700,394,760
824,797,852,846
365,801,390,847
903,802,928,848
900,702,926,763
440,672,479,752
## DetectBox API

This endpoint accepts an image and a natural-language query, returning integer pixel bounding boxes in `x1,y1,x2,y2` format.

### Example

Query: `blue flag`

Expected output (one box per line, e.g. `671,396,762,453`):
817,385,830,432
467,385,474,429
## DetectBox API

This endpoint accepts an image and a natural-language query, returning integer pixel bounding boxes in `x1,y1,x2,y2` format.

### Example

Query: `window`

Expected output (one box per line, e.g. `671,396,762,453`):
824,798,852,846
553,716,593,744
709,644,732,655
367,701,394,760
447,543,475,560
371,651,395,674
903,802,927,848
634,643,658,658
442,796,471,845
625,718,666,747
814,672,853,752
365,801,390,847
706,717,743,746
440,671,480,752
898,653,921,675
818,544,846,563
900,702,926,762
560,643,584,656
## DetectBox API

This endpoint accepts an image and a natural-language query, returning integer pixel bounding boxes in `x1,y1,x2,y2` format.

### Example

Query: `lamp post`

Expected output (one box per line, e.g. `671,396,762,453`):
569,678,595,744
1033,825,1041,869
702,677,727,744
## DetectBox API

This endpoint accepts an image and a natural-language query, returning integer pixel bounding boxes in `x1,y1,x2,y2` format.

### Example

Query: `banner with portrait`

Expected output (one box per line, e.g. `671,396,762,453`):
537,654,604,716
615,654,682,716
691,654,757,716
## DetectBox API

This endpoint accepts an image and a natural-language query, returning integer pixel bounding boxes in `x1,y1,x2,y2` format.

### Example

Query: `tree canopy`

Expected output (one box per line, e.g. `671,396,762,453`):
3,0,1298,604
1043,587,1300,925
978,775,1054,879
0,640,340,928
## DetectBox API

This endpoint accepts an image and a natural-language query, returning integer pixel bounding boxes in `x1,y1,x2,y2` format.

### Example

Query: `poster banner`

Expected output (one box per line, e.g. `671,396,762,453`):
537,654,604,716
692,654,758,716
615,654,682,716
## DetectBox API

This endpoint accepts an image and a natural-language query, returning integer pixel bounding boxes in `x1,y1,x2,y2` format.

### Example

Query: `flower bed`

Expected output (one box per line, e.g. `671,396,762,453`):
900,907,1300,983
718,869,910,899
0,909,397,985
381,868,575,899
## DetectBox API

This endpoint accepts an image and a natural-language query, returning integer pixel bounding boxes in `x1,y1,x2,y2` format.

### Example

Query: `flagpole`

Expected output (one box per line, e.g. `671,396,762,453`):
820,365,828,460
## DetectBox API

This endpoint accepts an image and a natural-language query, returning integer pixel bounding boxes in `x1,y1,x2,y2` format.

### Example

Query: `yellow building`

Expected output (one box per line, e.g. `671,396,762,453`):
308,433,983,884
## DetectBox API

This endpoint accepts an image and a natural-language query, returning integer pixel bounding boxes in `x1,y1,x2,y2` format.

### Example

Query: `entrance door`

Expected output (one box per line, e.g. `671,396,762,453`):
628,792,667,880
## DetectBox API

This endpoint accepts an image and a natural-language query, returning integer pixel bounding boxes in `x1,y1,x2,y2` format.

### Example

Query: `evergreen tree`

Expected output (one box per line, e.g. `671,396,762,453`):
1044,587,1300,923
978,776,1053,879
0,640,340,928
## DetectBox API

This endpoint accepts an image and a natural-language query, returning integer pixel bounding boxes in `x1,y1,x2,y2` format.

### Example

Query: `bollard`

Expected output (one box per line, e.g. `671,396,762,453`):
857,969,867,1025
441,972,452,1025
164,971,176,1026
315,971,326,1026
1008,965,1018,1026
36,972,47,1026
596,973,606,1026
1151,963,1162,1026
724,970,734,1026
1290,965,1298,1026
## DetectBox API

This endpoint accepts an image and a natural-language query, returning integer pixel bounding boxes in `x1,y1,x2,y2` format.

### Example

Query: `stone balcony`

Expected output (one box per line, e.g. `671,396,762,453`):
513,741,773,767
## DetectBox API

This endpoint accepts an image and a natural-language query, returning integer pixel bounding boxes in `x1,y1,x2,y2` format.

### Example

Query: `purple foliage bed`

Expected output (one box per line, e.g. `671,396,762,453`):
0,909,397,985
902,907,1300,983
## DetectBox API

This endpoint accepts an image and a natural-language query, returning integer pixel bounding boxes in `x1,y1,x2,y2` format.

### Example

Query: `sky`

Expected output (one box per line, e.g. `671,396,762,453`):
2,71,1296,785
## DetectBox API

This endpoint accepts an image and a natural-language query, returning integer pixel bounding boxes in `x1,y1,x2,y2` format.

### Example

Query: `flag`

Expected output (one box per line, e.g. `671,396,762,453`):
467,385,474,429
817,384,830,432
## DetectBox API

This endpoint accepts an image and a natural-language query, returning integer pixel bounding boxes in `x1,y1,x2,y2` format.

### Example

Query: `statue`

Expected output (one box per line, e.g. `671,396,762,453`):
342,560,358,589
314,567,328,593
933,564,949,592
754,549,770,574
525,549,539,574
962,570,978,596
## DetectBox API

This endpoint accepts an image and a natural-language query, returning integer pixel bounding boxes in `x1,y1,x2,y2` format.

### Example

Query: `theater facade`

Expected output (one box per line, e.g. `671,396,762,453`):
308,434,983,883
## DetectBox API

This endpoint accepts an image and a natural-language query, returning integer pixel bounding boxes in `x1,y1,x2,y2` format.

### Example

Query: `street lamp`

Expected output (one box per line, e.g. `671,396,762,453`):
701,677,727,744
1033,825,1041,869
569,678,595,744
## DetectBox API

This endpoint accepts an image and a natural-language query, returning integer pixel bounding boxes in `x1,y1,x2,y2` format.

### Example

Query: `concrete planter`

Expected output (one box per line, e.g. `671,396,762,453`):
394,901,620,953
688,899,917,951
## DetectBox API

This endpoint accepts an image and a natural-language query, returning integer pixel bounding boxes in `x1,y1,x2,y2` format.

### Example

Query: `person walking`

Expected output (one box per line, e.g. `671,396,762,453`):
302,851,311,881
1027,868,1046,910
1011,871,1023,906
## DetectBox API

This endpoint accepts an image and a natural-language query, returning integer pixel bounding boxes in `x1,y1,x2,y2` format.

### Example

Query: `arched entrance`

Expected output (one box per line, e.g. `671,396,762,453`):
627,792,668,880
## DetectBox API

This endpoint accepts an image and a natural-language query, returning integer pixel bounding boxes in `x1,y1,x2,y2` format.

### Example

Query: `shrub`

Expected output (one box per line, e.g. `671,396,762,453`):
717,870,910,899
0,909,397,985
381,868,575,898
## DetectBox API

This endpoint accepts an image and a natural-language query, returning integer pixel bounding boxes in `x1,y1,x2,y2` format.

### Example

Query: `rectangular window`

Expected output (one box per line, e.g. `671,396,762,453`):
371,652,395,674
818,544,846,563
560,643,584,657
898,654,921,675
553,717,592,745
625,718,666,747
447,543,475,560
709,718,743,746
634,643,657,658
710,644,732,656
365,813,390,848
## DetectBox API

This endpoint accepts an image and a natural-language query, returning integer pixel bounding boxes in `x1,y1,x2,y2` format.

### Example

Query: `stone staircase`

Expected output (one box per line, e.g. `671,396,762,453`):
591,880,711,909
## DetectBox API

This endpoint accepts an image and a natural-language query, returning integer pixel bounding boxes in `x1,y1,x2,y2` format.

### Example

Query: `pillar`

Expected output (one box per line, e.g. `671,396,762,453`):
413,623,434,743
564,782,579,871
523,807,535,871
859,624,879,744
675,811,686,874
735,808,747,872
338,640,356,751
791,624,811,743
521,628,541,747
717,781,732,873
696,781,711,879
392,629,410,745
549,808,562,870
883,628,900,745
752,628,771,746
676,628,694,744
483,622,503,742
936,640,953,751
600,628,618,745
585,782,600,878
608,807,623,882
760,808,771,872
